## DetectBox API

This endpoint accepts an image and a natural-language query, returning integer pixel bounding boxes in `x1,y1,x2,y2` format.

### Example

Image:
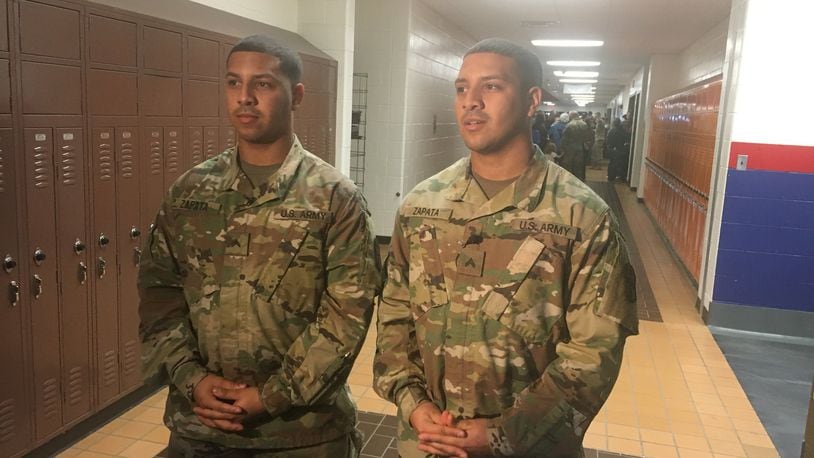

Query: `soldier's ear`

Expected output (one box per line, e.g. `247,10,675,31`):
291,83,305,111
527,87,542,118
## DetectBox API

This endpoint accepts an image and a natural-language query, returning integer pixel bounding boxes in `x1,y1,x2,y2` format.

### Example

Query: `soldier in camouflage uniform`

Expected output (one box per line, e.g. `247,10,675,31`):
374,38,638,458
560,111,593,182
138,35,379,457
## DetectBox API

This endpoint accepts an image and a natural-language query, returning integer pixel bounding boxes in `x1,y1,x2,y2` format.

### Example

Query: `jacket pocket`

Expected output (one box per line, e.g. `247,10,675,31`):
257,221,310,301
408,224,449,321
482,236,554,343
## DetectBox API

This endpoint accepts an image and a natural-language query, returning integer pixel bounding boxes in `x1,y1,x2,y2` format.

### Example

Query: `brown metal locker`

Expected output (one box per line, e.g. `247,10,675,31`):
0,0,7,52
88,14,137,67
0,60,8,114
115,127,142,392
187,36,219,78
19,0,80,60
140,75,182,117
0,128,31,457
164,127,183,189
21,62,82,115
143,26,182,73
90,127,121,405
187,127,203,167
54,128,92,425
87,69,138,116
141,127,164,233
23,128,63,441
220,126,235,152
185,79,219,118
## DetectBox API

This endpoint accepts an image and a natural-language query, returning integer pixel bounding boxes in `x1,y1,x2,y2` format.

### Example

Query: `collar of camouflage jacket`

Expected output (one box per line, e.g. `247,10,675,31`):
442,145,551,216
214,135,306,205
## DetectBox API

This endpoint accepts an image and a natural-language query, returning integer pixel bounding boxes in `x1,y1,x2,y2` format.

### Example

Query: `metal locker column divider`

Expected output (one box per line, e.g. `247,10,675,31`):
23,128,62,441
116,126,142,393
54,127,92,425
90,127,120,405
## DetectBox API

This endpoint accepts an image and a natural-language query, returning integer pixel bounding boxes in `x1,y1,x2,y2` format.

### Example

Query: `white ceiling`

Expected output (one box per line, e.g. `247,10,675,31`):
423,0,731,107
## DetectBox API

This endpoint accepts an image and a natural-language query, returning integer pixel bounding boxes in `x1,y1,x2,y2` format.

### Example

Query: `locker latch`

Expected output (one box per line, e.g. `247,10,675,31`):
33,275,42,299
98,234,110,247
74,239,86,255
9,281,20,306
33,248,46,266
133,247,142,265
79,262,88,285
3,255,15,273
130,227,141,239
97,257,107,279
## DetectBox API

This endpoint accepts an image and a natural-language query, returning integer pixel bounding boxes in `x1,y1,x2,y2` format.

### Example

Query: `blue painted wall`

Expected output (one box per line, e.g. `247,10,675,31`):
714,169,814,312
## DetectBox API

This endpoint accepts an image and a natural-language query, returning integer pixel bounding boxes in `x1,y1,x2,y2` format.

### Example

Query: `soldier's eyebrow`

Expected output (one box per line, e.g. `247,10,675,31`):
454,75,509,84
224,71,281,82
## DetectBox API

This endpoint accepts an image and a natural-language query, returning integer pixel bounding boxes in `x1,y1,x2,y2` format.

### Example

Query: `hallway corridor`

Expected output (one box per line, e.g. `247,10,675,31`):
54,169,783,458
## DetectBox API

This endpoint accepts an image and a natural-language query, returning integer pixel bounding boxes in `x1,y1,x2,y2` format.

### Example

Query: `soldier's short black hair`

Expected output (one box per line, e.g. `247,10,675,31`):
465,38,542,91
228,35,302,84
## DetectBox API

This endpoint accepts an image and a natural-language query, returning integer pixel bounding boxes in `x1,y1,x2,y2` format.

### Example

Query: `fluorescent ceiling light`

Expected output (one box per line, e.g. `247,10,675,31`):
532,39,604,47
554,70,599,78
559,78,598,84
543,101,556,106
546,60,600,67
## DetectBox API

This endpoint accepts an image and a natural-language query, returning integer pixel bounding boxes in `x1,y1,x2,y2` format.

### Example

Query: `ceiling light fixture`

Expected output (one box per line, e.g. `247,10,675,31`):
559,78,598,84
546,60,600,67
554,70,599,78
532,39,604,47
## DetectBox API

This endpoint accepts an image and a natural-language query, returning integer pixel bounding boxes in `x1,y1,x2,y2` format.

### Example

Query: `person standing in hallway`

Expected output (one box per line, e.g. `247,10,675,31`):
548,112,569,154
531,111,548,151
606,118,631,182
560,110,593,181
591,113,607,169
138,35,379,457
374,38,639,458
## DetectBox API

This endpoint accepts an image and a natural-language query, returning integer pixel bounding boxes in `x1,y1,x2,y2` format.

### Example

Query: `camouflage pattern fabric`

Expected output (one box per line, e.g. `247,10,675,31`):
138,136,380,449
374,148,638,457
166,431,360,457
560,119,593,181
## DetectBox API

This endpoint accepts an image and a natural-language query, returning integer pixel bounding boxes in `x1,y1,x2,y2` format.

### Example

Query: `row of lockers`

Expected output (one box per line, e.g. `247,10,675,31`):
648,77,722,196
0,0,337,456
643,164,708,280
643,76,722,280
646,131,715,196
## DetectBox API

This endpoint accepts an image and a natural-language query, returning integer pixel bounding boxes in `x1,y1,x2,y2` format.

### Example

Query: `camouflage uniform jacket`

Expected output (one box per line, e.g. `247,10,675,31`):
374,149,638,457
138,136,379,449
561,119,592,159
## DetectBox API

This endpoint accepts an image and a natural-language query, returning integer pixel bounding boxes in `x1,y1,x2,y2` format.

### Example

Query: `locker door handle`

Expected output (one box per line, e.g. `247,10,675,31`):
97,257,107,279
9,281,20,306
33,275,43,299
3,255,16,273
79,262,88,285
133,247,142,265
